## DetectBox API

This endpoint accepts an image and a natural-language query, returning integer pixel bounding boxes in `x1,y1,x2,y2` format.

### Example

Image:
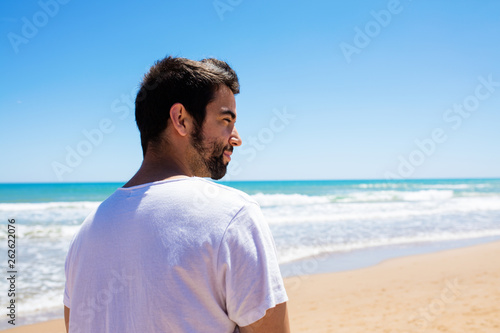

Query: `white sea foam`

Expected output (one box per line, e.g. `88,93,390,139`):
251,193,330,207
356,183,494,190
335,190,455,202
0,201,100,211
263,196,500,225
0,224,80,240
422,184,471,189
14,287,64,315
251,189,458,207
0,201,98,227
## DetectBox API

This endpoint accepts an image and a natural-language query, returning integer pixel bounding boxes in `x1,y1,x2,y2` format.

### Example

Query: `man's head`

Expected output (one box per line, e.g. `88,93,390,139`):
135,56,241,179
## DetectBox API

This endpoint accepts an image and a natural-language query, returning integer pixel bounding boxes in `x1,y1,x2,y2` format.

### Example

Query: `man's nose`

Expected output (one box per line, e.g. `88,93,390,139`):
229,127,242,147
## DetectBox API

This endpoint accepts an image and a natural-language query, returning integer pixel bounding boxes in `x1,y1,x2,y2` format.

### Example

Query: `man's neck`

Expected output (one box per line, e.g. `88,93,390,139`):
123,151,192,188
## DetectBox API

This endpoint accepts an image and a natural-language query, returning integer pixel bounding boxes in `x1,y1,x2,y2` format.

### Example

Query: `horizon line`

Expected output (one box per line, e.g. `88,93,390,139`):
1,176,500,185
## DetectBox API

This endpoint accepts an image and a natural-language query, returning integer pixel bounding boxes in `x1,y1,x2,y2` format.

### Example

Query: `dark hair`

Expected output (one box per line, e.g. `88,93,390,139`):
135,56,239,156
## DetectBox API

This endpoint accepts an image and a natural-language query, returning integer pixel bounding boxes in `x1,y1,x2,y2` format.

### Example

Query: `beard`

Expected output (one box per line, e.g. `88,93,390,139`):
190,126,232,180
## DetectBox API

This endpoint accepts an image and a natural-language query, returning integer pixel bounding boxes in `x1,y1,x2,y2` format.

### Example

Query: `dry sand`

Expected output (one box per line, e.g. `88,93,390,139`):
284,240,500,332
3,241,499,332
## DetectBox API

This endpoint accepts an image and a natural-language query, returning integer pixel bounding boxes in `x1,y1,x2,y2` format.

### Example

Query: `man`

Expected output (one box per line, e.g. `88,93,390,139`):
64,56,289,332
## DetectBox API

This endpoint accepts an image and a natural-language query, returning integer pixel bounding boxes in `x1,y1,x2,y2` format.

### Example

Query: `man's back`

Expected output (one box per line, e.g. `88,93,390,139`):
64,177,287,332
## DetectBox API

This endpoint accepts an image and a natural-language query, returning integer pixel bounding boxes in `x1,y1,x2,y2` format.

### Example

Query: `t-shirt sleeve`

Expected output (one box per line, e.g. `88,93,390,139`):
63,227,81,309
63,237,73,308
217,202,288,327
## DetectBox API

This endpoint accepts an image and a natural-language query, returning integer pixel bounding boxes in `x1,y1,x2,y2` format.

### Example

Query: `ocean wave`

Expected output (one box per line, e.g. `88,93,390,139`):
11,288,64,315
356,182,495,190
335,190,455,202
0,201,100,211
422,184,475,189
0,201,98,226
2,189,496,213
357,183,400,189
251,193,330,207
264,196,500,225
252,190,464,207
0,224,80,240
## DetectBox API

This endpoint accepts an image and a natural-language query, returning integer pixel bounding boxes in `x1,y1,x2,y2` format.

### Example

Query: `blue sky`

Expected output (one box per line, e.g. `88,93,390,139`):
1,0,499,182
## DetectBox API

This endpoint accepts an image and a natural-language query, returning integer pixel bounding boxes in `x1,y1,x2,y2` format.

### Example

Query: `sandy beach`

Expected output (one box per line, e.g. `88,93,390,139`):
3,241,499,332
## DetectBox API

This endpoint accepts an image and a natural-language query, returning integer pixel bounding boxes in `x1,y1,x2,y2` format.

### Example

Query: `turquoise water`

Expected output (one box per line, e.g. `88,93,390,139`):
0,178,499,327
225,178,500,196
0,182,122,203
2,178,499,202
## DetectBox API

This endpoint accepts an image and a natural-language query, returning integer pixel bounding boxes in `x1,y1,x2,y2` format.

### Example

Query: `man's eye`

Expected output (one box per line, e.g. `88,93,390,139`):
224,118,232,123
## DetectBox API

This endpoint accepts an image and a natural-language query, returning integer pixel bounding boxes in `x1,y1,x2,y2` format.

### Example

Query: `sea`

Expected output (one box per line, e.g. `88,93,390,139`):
1,178,500,328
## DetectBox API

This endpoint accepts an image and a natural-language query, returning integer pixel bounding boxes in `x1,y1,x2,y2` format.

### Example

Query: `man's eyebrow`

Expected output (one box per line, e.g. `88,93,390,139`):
220,109,236,119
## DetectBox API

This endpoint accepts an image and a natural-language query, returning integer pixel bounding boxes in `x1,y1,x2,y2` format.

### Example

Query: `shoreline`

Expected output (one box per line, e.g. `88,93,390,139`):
280,235,500,278
2,239,499,332
284,239,500,332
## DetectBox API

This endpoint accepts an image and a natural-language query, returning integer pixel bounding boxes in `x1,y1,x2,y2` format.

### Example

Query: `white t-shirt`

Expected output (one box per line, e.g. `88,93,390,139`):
64,177,288,333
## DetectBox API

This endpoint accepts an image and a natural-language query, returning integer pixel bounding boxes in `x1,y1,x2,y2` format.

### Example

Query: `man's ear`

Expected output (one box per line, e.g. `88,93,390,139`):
169,103,190,137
